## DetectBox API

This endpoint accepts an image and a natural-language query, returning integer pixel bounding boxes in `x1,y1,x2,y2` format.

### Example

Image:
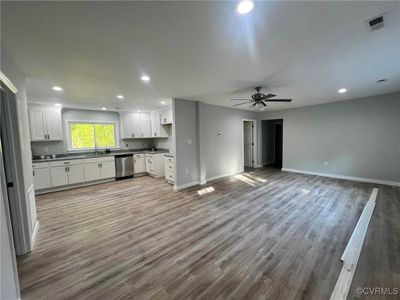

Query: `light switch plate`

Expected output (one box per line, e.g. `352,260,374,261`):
187,139,192,145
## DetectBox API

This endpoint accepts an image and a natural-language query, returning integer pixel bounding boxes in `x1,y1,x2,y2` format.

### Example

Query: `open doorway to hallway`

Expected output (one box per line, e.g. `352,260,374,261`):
243,120,256,169
261,119,283,169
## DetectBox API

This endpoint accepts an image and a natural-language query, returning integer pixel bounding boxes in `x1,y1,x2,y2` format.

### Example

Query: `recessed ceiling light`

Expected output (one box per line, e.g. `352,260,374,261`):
141,75,150,82
338,88,347,94
161,100,166,104
117,95,124,99
237,0,254,14
54,103,62,107
137,110,141,113
101,107,107,110
52,86,63,91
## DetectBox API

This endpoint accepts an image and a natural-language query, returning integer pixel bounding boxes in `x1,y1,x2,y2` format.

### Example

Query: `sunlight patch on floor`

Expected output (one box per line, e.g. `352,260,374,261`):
234,174,256,186
243,173,267,183
197,186,215,195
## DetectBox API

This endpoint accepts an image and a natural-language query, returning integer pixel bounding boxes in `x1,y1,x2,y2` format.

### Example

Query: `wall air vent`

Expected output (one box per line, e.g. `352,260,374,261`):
365,14,386,32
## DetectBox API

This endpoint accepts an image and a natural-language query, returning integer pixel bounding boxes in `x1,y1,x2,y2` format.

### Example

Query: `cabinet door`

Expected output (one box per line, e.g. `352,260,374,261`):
161,109,173,125
141,119,151,138
145,154,151,173
134,155,145,173
51,166,69,187
132,113,141,138
150,112,160,137
44,109,63,140
67,164,85,184
29,110,46,140
100,161,116,179
33,168,52,190
84,163,101,181
121,113,133,138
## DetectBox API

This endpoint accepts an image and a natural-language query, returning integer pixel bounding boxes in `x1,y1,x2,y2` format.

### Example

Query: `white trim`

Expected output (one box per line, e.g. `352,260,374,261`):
329,188,378,300
35,178,115,195
282,168,400,187
206,170,243,182
0,71,18,93
174,181,200,191
31,221,40,249
66,120,120,151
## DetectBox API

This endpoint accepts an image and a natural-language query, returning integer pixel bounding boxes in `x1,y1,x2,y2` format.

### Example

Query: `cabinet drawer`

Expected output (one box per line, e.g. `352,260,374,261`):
50,159,83,167
32,162,50,169
165,170,174,182
83,156,114,164
164,156,174,163
134,153,144,159
165,162,174,172
147,155,154,164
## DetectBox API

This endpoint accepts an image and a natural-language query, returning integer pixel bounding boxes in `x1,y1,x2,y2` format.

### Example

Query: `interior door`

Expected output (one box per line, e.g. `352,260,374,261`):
244,121,253,167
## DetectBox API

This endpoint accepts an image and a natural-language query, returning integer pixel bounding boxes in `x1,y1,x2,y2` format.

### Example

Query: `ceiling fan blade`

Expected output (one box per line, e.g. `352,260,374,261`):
263,93,276,99
231,98,252,101
233,102,252,107
252,103,257,106
266,99,292,102
261,101,267,106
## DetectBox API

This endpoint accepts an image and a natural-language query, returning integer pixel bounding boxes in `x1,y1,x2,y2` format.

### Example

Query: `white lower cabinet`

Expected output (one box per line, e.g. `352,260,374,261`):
101,160,116,179
134,154,145,174
164,156,175,184
50,159,84,187
83,157,115,181
145,153,165,178
32,162,52,190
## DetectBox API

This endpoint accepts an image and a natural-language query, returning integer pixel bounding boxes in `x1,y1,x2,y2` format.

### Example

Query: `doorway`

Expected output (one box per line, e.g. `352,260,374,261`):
261,119,283,169
243,119,257,169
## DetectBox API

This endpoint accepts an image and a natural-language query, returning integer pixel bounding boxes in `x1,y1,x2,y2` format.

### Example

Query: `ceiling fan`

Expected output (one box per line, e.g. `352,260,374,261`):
231,87,292,111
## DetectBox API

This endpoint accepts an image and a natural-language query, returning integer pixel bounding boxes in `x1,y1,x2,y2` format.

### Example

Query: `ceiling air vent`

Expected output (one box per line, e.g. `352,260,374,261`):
365,14,385,32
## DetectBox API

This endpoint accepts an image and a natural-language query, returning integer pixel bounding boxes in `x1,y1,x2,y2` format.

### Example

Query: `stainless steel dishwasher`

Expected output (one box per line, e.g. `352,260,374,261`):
115,154,134,179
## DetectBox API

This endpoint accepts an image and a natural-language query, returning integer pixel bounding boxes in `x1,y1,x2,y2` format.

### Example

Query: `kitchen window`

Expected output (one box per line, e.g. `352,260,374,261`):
68,121,118,151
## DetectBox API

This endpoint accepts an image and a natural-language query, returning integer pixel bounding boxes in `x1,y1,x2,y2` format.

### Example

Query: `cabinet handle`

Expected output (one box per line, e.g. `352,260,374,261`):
48,134,50,139
33,170,35,176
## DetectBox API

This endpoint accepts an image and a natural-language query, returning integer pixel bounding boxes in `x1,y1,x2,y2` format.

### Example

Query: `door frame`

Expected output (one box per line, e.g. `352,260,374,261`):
242,119,258,170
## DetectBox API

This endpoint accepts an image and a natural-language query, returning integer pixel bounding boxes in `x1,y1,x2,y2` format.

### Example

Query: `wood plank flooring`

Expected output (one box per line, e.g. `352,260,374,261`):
16,168,395,300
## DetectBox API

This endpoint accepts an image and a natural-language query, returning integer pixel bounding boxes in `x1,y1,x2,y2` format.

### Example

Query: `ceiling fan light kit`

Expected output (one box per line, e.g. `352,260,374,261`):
231,86,292,111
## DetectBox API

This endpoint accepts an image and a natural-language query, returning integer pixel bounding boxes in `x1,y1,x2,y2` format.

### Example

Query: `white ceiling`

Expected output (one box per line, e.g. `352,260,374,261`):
2,1,399,111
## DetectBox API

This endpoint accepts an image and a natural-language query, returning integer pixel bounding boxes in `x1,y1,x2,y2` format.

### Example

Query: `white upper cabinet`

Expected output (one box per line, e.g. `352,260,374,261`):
120,112,153,139
151,111,168,138
160,108,173,125
29,105,63,141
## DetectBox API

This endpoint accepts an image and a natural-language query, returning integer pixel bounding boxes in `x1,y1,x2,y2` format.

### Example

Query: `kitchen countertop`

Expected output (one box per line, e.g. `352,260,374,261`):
32,149,170,163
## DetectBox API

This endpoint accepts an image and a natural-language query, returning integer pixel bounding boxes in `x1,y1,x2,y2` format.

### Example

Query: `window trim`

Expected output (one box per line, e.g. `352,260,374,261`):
66,120,120,152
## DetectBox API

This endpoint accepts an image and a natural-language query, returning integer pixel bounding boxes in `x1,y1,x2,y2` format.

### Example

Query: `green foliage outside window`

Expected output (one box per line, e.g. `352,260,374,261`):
70,123,116,149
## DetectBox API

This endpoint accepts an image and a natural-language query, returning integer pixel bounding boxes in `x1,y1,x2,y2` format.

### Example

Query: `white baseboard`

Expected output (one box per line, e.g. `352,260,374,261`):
31,221,39,249
282,168,400,187
174,181,200,191
206,170,242,182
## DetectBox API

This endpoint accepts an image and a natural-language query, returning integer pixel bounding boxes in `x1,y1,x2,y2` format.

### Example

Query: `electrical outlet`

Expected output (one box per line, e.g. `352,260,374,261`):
187,139,192,145
217,130,222,136
125,143,128,147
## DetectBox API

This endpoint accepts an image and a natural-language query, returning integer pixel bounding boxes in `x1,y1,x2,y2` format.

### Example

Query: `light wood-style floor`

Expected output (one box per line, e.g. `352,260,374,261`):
17,168,398,300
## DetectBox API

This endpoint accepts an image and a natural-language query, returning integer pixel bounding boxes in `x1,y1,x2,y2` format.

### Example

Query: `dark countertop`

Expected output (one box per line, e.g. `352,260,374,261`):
32,149,170,163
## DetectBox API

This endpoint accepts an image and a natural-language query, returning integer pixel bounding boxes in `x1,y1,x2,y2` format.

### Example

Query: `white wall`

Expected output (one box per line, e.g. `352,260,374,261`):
198,102,256,182
173,99,199,188
257,92,400,184
1,45,38,254
173,99,257,188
